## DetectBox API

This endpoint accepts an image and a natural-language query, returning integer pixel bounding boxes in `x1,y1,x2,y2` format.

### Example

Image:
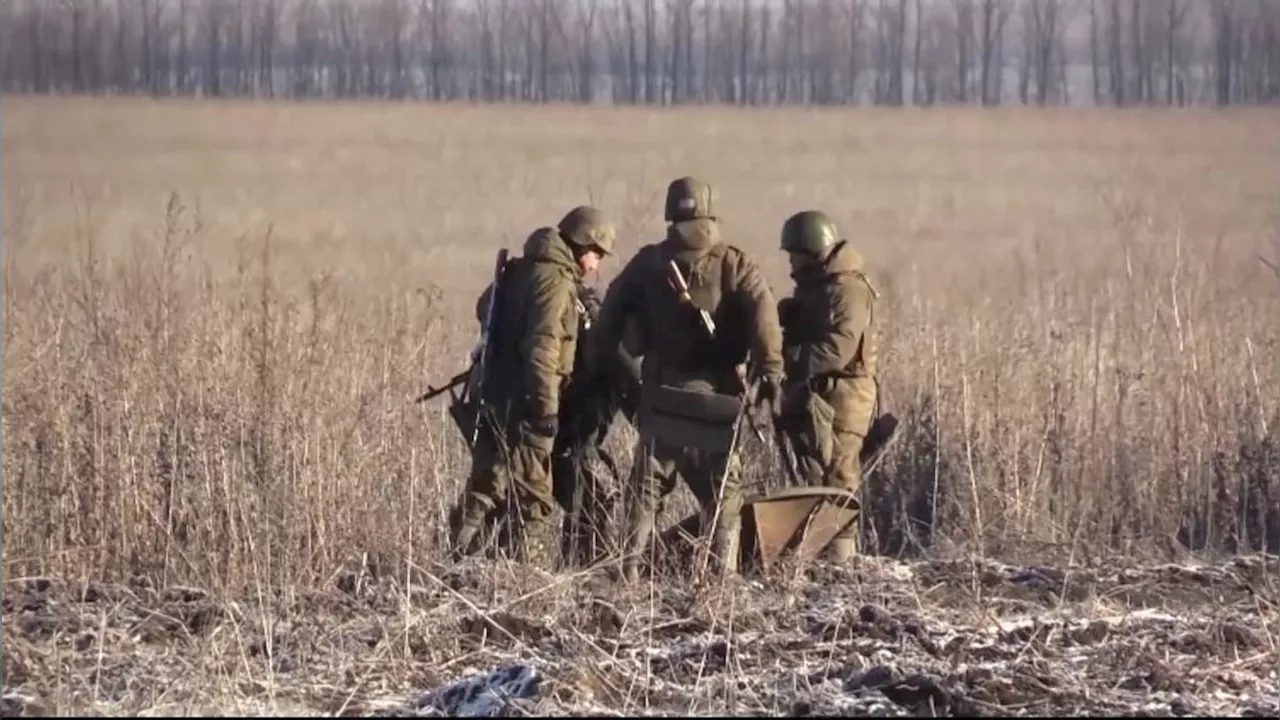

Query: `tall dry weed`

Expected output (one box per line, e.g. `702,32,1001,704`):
2,98,1277,595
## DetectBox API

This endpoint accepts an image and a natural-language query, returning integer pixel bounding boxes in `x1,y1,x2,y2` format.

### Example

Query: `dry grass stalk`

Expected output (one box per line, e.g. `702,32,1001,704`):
4,97,1277,589
1,96,1278,714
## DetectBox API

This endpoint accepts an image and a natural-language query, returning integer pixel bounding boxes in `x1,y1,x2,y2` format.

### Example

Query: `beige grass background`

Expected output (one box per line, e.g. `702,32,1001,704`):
3,97,1277,595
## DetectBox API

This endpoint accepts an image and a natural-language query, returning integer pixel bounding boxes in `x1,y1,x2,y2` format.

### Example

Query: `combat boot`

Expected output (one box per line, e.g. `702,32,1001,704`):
450,495,495,561
501,502,558,568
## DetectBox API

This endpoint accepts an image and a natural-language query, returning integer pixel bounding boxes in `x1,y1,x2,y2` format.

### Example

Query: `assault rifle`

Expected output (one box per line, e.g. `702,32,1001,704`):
414,368,469,404
415,248,510,449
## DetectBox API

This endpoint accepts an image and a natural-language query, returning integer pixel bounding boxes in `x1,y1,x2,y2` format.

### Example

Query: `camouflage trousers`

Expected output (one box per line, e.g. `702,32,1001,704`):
552,444,617,568
451,412,559,563
620,433,744,579
783,388,866,554
793,428,865,496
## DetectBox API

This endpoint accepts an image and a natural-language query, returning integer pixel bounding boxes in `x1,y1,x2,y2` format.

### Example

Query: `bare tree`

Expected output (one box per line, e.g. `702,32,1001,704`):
204,0,223,96
894,0,906,105
442,0,458,100
230,0,247,96
1216,0,1234,106
917,0,943,104
3,0,1278,107
476,0,496,99
978,0,1009,105
497,0,511,100
952,0,974,102
63,0,87,92
1164,0,1189,105
1088,0,1100,103
386,0,405,99
644,0,657,103
577,0,599,103
736,0,750,105
778,0,791,102
846,0,864,103
1262,0,1280,102
911,0,921,103
619,0,638,103
600,1,623,103
1032,0,1060,106
1242,0,1275,103
1129,0,1145,103
813,0,839,103
871,0,906,105
1109,0,1124,105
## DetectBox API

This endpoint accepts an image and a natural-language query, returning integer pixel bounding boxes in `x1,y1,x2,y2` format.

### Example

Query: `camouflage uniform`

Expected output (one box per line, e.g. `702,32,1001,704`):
590,177,784,581
776,210,880,562
552,282,642,568
451,206,616,565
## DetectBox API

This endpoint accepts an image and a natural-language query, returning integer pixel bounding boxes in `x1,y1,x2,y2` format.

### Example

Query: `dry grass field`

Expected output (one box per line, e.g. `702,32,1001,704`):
2,96,1278,715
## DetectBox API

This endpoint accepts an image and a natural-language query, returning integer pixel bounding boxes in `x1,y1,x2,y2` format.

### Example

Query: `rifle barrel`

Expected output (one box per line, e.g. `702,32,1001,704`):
414,368,470,403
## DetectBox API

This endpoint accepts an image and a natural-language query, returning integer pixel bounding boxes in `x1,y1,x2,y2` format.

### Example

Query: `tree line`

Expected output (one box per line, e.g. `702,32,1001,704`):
4,0,1277,107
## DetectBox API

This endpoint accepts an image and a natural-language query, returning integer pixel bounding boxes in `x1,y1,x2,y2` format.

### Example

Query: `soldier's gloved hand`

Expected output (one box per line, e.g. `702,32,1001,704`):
523,415,559,452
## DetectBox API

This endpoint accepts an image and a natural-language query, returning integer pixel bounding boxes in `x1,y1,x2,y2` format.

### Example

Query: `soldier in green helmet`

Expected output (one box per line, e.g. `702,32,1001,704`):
449,205,618,567
588,176,784,582
775,210,880,563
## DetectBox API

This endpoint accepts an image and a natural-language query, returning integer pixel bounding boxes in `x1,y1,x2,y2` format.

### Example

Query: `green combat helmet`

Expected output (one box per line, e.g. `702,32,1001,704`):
664,176,715,223
558,205,616,256
780,210,840,257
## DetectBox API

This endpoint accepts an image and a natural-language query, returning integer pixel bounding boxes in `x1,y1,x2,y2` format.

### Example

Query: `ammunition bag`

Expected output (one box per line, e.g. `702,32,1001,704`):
638,383,743,454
